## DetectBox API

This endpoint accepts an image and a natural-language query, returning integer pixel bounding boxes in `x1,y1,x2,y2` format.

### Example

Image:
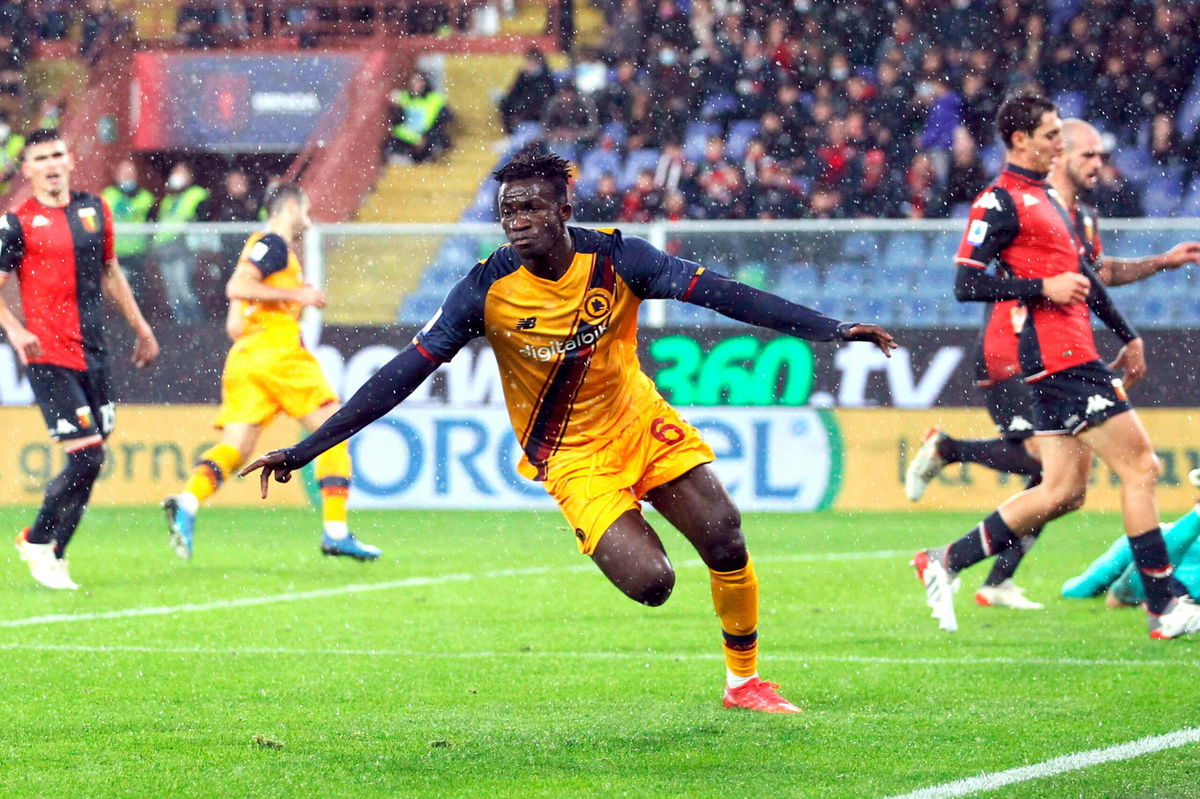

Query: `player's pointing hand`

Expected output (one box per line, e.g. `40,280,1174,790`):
843,324,899,357
1165,241,1200,269
239,449,295,499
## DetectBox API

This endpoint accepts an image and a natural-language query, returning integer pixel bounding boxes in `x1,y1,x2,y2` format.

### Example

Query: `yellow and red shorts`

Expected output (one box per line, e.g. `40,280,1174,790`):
540,399,715,555
214,338,337,429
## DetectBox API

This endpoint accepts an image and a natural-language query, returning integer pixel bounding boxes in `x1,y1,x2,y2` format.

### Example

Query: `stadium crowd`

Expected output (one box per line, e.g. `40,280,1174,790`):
500,0,1200,221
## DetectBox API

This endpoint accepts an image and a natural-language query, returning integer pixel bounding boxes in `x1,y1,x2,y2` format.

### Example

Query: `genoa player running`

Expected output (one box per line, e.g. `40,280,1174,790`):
904,118,1200,609
162,184,380,562
242,148,896,712
0,128,159,589
911,95,1200,639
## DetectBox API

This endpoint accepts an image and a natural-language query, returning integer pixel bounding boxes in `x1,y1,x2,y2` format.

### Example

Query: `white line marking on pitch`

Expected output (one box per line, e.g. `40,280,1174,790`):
0,642,1194,670
881,726,1200,799
0,549,909,629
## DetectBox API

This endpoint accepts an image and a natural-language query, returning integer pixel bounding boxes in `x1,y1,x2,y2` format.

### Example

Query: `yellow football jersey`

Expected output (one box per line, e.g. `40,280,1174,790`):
232,231,303,344
416,227,706,478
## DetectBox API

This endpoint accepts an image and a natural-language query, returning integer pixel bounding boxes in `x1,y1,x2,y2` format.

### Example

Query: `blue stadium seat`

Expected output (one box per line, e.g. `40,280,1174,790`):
882,232,929,268
1053,90,1086,119
1142,173,1183,217
725,119,762,161
900,297,939,328
399,293,443,325
700,92,737,121
841,231,880,266
1111,148,1153,185
600,121,628,148
1174,180,1200,217
618,148,661,189
510,120,545,150
543,139,579,166
667,301,732,327
1179,77,1200,140
683,121,722,161
771,264,820,300
578,148,622,194
823,264,873,294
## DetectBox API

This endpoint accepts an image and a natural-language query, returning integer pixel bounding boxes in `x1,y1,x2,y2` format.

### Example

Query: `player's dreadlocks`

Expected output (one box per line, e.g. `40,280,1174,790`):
493,145,572,203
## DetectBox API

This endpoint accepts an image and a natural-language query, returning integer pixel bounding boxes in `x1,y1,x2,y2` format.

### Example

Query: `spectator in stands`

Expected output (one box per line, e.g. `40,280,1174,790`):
152,162,211,326
901,151,942,219
604,0,647,66
846,148,903,219
649,0,694,53
101,159,157,305
752,158,806,220
176,1,220,49
1089,56,1146,144
574,173,622,223
542,83,599,150
959,72,999,150
0,29,25,119
211,168,260,273
595,59,640,126
1148,112,1184,168
620,169,663,222
385,72,452,165
1091,159,1143,218
939,126,987,214
806,185,846,220
34,0,71,41
81,0,126,65
919,78,964,154
653,143,691,194
732,35,775,120
696,156,751,220
500,47,556,136
0,112,24,196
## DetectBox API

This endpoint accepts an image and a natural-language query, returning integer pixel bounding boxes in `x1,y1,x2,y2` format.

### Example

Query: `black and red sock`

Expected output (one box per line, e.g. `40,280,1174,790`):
940,437,1041,477
1129,528,1187,615
945,511,1021,573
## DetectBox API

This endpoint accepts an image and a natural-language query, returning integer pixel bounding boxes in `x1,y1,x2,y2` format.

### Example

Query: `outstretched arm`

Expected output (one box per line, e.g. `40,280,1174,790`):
240,345,440,496
1081,261,1145,388
684,269,898,355
1098,241,1200,287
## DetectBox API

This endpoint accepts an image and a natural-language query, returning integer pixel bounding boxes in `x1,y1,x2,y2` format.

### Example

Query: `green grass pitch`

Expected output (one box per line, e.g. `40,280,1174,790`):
1,506,1198,798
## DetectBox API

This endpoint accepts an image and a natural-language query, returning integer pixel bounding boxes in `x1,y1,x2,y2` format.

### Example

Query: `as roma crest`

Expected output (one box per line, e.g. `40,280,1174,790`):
581,288,613,324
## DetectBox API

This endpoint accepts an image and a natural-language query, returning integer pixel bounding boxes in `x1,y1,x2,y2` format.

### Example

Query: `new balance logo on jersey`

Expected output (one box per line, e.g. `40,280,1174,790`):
519,322,609,362
516,317,537,330
1085,394,1115,416
1008,416,1033,433
973,192,1001,211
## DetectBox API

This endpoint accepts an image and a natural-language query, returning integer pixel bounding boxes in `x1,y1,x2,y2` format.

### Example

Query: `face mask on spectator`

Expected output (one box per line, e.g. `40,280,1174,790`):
167,173,188,191
0,124,10,140
659,49,677,66
119,180,137,193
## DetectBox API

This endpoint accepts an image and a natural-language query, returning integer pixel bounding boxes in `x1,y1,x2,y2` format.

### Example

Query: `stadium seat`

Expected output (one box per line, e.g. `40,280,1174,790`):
823,264,873,294
618,148,661,189
543,139,579,166
881,232,928,269
725,119,762,161
1174,180,1200,217
1111,148,1153,185
600,121,628,149
399,293,443,325
1053,90,1086,119
1142,173,1183,217
771,264,820,300
840,231,880,266
510,121,545,150
683,121,722,161
578,148,622,194
700,92,737,121
1179,77,1200,140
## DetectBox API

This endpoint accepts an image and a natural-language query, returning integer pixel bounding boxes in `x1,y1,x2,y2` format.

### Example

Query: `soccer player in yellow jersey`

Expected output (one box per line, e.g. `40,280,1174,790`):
162,184,380,561
242,149,895,712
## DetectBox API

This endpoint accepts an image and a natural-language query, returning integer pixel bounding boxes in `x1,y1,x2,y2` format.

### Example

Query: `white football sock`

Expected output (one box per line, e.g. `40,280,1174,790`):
726,670,758,689
178,492,200,515
324,521,349,540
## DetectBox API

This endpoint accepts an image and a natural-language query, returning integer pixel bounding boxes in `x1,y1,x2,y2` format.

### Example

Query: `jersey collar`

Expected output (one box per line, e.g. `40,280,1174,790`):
1002,163,1047,186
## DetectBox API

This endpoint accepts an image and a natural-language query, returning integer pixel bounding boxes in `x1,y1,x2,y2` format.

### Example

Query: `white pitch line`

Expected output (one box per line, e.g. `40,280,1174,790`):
0,549,908,629
882,726,1200,799
0,642,1195,670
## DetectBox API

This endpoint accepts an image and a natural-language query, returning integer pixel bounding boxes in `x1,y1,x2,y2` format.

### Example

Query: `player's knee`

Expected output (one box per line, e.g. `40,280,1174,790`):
705,533,748,572
72,444,105,479
1048,485,1087,515
628,564,675,607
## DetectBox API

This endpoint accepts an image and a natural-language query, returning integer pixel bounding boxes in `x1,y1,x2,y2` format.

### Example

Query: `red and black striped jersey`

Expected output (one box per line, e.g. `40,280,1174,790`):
0,192,115,371
955,164,1101,382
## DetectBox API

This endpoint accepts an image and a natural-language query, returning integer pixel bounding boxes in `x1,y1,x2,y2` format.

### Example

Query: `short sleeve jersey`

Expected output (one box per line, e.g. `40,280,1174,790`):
0,192,115,371
416,226,704,473
955,164,1099,382
232,231,303,344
